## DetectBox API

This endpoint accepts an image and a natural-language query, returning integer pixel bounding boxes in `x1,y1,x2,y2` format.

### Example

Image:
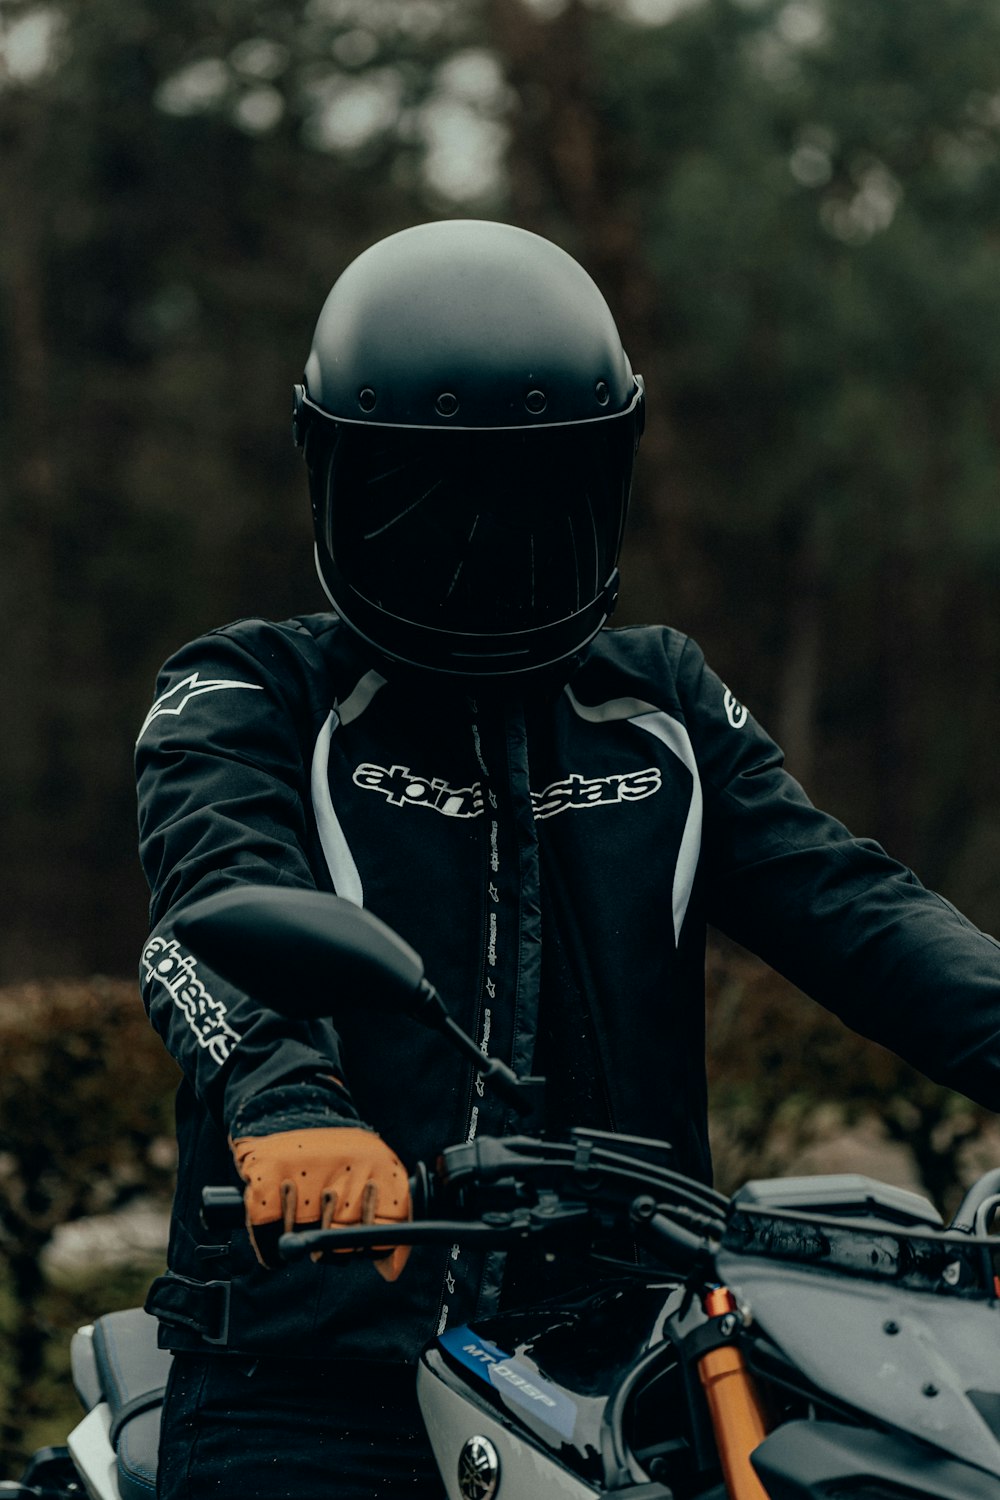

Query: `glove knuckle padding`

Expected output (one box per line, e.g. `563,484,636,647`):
230,1125,411,1279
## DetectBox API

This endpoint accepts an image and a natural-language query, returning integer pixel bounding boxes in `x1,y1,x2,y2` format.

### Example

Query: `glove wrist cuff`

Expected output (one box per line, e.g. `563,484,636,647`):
229,1079,361,1139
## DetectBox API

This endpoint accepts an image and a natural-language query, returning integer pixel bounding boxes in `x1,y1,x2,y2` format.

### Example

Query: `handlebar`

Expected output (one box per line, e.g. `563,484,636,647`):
200,1129,728,1272
201,1187,601,1258
201,1141,1000,1291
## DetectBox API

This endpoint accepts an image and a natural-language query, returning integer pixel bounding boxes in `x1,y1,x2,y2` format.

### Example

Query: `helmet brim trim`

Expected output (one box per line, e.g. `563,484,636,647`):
297,378,644,438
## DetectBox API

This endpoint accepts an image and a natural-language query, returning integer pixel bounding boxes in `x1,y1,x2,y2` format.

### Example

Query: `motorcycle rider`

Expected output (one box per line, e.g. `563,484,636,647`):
136,219,1000,1499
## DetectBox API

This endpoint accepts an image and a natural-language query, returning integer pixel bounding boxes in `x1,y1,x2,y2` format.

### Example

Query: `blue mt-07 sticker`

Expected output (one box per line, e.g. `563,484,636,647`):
439,1326,577,1441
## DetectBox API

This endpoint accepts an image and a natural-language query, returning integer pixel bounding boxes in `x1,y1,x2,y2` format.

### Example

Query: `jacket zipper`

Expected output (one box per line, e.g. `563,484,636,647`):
435,704,501,1336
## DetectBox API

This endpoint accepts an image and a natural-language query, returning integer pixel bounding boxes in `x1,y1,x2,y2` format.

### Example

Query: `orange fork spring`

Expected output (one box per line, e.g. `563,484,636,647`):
697,1287,771,1500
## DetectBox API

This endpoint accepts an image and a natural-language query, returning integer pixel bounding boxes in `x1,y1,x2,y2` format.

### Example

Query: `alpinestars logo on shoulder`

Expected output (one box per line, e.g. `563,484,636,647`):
138,671,263,740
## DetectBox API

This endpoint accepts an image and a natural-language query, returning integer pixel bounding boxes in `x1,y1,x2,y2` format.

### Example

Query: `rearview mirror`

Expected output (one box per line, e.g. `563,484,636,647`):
174,886,426,1018
174,884,544,1119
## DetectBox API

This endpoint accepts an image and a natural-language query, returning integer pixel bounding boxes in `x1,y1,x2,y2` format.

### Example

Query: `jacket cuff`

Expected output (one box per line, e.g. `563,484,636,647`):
228,1077,363,1138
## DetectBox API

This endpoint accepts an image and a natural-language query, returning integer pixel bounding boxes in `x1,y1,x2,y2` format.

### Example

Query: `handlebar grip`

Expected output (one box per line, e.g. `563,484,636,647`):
201,1166,430,1237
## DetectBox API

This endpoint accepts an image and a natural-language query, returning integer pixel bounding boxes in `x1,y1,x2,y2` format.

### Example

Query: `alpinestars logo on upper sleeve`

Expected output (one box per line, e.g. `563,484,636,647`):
142,935,241,1065
723,687,748,729
137,671,264,741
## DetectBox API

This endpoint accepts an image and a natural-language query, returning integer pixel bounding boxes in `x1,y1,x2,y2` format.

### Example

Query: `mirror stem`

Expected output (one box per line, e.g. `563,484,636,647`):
408,981,544,1118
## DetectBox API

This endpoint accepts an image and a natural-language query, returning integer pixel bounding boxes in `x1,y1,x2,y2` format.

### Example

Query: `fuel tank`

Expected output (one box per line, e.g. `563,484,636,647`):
416,1279,687,1497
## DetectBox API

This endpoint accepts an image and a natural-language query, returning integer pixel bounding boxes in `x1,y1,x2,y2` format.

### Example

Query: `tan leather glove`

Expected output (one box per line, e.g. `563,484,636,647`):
230,1126,411,1280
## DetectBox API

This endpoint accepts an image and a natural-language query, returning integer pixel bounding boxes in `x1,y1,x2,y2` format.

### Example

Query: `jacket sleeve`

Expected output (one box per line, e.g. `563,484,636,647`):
676,635,1000,1112
135,622,360,1136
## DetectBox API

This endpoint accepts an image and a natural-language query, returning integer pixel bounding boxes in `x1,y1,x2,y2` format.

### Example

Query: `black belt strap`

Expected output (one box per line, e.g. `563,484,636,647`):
145,1272,231,1346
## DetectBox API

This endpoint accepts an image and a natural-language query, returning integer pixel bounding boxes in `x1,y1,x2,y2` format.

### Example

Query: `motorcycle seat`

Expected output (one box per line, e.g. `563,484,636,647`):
87,1306,171,1500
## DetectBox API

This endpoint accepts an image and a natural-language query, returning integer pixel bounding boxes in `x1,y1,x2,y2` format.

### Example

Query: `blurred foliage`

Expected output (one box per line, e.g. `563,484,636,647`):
0,0,501,978
1,0,999,978
705,936,997,1206
1,1259,161,1477
0,976,176,1467
590,0,1000,886
2,0,998,984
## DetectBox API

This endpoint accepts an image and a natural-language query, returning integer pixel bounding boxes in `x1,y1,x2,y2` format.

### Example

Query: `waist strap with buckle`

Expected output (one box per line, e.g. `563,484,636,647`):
145,1272,231,1346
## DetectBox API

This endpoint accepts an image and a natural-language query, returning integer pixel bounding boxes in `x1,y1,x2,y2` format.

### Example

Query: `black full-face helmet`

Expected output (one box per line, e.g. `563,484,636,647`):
295,219,645,680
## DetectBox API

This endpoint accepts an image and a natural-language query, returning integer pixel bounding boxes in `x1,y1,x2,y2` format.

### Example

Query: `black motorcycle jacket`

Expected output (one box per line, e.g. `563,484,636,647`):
135,613,1000,1362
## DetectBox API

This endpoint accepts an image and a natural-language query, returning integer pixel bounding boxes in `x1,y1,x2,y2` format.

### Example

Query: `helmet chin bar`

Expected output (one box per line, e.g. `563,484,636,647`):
313,545,618,680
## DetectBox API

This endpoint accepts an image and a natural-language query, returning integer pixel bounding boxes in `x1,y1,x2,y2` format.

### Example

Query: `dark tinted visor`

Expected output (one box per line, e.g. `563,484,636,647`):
314,418,636,635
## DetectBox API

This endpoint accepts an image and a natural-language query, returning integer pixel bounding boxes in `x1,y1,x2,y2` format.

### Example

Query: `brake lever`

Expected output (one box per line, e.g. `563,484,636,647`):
279,1200,593,1262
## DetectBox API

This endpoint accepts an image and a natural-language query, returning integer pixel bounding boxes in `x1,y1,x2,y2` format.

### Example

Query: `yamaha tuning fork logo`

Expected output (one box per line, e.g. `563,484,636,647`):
458,1435,500,1499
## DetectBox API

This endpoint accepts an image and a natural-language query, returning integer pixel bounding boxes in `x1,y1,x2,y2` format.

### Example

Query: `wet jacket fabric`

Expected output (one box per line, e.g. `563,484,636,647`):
136,612,1000,1362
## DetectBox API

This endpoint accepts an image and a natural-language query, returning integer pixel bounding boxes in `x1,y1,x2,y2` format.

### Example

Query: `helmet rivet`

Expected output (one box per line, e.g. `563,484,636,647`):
595,380,610,406
525,389,547,414
436,392,459,417
358,387,377,412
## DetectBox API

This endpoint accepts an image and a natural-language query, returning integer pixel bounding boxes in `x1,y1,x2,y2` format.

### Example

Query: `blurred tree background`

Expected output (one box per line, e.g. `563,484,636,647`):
2,0,999,981
2,0,1000,1465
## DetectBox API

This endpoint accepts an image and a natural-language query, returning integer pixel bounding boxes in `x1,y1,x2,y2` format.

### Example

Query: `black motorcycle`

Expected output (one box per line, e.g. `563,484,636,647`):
7,886,1000,1500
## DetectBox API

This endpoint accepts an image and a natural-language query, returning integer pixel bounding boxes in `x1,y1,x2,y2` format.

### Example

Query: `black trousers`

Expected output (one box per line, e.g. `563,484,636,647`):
157,1353,444,1499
